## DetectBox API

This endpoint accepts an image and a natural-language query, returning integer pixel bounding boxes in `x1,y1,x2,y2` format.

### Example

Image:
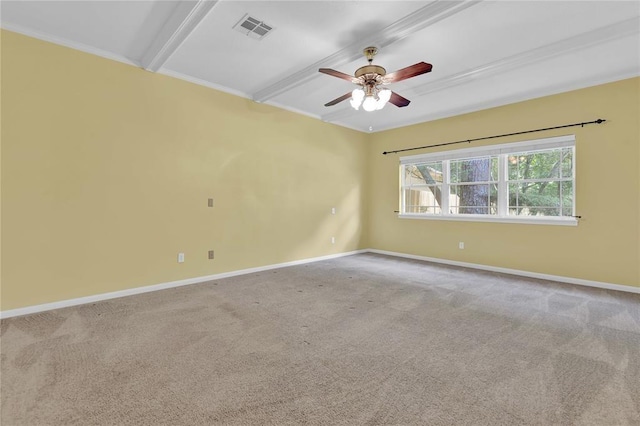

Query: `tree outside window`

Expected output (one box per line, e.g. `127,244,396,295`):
400,137,575,224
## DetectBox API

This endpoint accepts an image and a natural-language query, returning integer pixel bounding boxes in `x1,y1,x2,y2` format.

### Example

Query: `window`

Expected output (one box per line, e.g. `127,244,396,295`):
400,135,576,225
507,147,574,217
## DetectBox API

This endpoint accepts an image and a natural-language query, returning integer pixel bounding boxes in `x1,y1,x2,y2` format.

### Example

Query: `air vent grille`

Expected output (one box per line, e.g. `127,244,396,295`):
233,14,274,40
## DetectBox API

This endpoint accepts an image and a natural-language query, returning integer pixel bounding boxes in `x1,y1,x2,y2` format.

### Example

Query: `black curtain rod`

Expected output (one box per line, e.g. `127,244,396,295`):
382,119,606,155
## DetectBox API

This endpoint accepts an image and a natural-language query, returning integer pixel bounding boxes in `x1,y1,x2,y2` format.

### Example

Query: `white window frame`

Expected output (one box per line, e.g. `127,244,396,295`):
399,135,577,226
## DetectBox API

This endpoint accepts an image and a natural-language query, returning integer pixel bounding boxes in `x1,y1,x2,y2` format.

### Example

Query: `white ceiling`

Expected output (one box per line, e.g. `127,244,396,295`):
2,1,639,133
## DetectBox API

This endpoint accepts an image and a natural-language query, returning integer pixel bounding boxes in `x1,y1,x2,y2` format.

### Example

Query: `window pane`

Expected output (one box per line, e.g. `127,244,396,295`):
561,181,573,216
449,184,494,215
404,165,425,186
450,157,496,183
508,182,563,216
532,207,561,216
403,187,442,214
508,149,561,180
561,148,573,178
405,162,443,186
506,147,574,217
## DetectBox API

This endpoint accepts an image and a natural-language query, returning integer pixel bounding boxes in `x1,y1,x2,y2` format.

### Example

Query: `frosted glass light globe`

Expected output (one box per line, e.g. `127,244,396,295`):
377,89,392,110
362,96,377,112
350,88,364,110
352,88,365,100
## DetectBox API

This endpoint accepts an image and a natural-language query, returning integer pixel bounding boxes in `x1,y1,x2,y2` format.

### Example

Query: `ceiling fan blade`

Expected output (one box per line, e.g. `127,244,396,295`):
384,62,433,83
324,92,353,107
389,91,411,107
319,68,356,82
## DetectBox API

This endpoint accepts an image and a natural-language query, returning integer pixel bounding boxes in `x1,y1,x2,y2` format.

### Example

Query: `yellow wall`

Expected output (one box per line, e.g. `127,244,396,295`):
1,31,368,310
368,77,640,287
0,29,3,306
1,30,638,311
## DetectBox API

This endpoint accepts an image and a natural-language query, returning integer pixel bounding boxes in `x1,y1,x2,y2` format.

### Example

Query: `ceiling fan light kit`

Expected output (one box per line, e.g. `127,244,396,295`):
319,46,433,112
350,87,392,111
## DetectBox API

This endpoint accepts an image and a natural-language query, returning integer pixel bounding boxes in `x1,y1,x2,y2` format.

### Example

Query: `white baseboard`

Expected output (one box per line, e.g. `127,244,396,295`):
0,250,368,319
3,247,637,319
366,249,640,295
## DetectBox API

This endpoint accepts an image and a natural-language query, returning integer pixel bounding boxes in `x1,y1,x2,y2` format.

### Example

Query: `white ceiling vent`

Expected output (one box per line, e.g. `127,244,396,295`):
233,14,274,40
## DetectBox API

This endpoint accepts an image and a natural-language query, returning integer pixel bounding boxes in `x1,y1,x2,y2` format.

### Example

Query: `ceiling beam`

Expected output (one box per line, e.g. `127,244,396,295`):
321,16,640,124
252,0,483,103
413,16,640,97
141,0,219,72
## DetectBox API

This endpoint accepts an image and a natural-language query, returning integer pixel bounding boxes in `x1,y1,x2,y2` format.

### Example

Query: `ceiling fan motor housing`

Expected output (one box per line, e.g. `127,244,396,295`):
356,47,386,89
355,65,386,93
355,65,386,78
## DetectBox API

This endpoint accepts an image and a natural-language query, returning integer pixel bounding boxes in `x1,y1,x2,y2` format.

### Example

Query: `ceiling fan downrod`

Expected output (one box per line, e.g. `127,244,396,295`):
364,46,377,64
355,47,386,82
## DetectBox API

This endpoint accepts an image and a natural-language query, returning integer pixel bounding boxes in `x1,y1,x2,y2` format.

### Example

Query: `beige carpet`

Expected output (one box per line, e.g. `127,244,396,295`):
2,253,639,425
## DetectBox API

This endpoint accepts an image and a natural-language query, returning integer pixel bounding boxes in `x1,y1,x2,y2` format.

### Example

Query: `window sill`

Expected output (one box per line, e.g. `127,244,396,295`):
398,213,578,226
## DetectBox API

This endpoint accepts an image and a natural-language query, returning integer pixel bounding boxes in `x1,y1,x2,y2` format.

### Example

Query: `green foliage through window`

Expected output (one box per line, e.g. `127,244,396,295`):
400,137,575,222
507,148,573,216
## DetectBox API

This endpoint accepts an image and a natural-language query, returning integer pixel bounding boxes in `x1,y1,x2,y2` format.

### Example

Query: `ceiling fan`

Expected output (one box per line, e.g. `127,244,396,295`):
319,46,433,112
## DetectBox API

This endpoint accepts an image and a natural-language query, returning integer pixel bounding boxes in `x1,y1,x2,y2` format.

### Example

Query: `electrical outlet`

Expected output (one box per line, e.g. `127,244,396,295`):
331,237,335,244
331,207,336,215
178,253,185,263
459,242,464,250
208,198,214,207
208,250,214,260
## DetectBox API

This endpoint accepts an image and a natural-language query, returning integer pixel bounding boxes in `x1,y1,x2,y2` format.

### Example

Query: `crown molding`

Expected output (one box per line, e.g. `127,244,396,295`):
157,68,252,99
156,69,363,133
322,105,362,123
252,0,482,103
322,16,640,126
371,68,640,133
263,100,322,123
0,22,139,67
141,0,220,72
